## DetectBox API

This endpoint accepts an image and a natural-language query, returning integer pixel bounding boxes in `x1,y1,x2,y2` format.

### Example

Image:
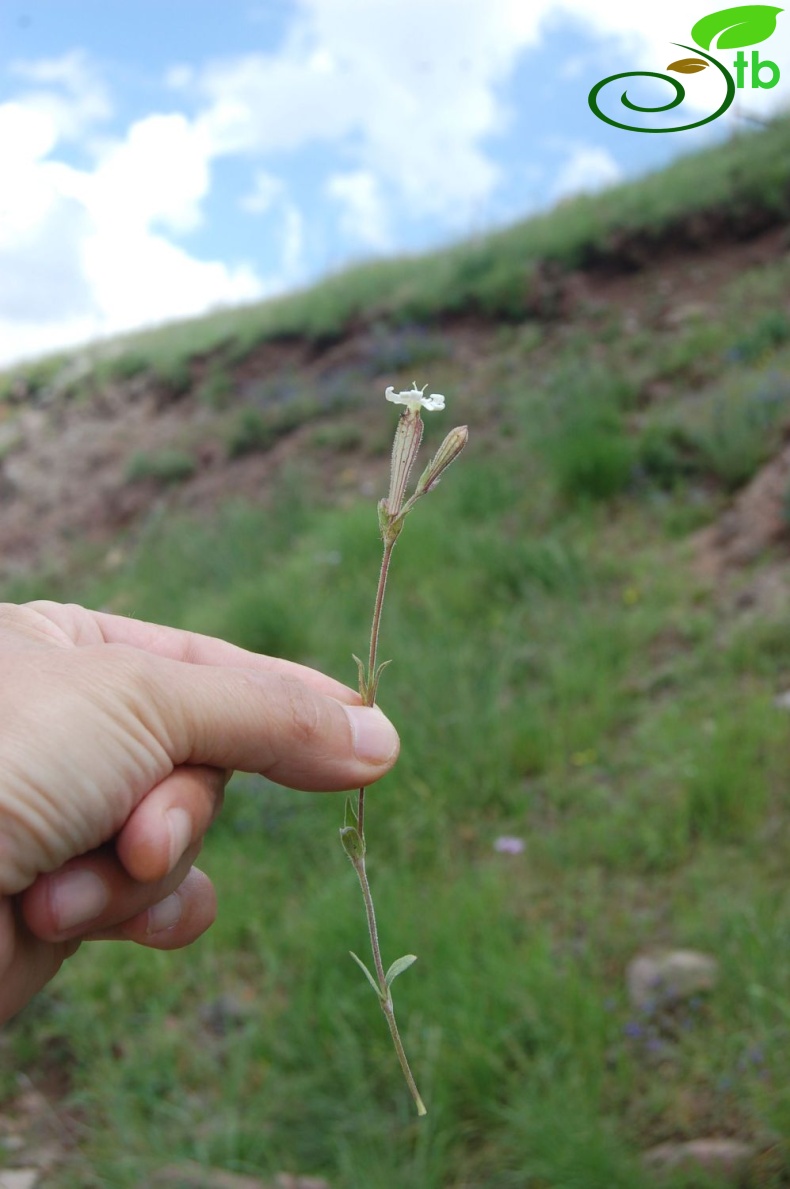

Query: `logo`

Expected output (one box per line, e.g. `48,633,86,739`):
588,4,782,132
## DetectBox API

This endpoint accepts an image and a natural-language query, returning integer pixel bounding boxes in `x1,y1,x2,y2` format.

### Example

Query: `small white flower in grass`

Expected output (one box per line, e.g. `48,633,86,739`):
385,381,445,412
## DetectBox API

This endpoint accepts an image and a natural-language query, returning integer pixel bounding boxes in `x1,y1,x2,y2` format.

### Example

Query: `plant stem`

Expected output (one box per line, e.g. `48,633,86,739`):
352,535,425,1115
357,540,395,842
352,853,427,1117
368,541,395,681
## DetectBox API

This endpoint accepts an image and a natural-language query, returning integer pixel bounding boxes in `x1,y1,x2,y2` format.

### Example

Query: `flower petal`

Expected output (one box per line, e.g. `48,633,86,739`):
384,384,445,412
421,393,445,411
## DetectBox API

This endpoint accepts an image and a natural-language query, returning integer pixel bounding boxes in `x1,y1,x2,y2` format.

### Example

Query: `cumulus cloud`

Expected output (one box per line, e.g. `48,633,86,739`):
87,112,215,237
551,144,622,200
240,168,285,214
9,49,111,141
1,2,552,364
0,101,94,322
326,169,389,249
0,55,266,365
81,231,261,328
191,0,548,228
1,1,787,366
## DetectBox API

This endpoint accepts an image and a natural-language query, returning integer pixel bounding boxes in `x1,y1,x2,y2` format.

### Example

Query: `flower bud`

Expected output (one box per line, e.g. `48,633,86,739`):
415,425,469,496
340,825,366,862
386,408,424,517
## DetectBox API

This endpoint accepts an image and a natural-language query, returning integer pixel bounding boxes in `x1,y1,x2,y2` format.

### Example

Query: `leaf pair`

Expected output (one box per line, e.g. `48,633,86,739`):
349,951,418,1002
352,653,392,707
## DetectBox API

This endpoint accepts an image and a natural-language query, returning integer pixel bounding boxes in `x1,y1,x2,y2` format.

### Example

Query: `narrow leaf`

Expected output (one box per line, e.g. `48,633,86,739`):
385,954,418,987
691,5,782,51
352,653,369,700
667,57,710,72
343,796,358,828
349,951,384,999
377,497,391,536
369,658,393,704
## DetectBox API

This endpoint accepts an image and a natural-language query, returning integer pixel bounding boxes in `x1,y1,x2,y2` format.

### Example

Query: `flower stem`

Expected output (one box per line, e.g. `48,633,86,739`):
351,534,425,1115
357,540,395,842
352,852,427,1117
369,542,395,688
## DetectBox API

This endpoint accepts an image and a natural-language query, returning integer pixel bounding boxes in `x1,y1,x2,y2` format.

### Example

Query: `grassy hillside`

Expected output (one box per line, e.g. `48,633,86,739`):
3,115,790,403
3,118,790,1187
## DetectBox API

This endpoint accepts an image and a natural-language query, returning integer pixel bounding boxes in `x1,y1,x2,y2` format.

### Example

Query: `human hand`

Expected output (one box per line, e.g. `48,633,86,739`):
0,601,399,1022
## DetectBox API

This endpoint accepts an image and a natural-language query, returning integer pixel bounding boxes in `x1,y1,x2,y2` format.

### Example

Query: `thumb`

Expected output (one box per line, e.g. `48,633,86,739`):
143,654,401,792
0,647,401,897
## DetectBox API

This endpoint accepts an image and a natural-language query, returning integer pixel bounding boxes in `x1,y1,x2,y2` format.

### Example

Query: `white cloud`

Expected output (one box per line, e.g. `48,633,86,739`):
2,2,788,367
2,2,550,364
239,171,305,282
326,169,389,249
0,100,94,323
0,56,267,366
281,203,305,275
10,50,111,142
88,113,211,235
551,144,622,200
240,168,285,214
190,0,788,240
192,0,547,226
81,230,262,328
165,63,195,90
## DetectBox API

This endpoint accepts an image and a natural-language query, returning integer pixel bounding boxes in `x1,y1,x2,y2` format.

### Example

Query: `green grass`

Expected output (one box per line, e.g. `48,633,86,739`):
6,416,790,1184
5,118,790,1187
125,449,197,484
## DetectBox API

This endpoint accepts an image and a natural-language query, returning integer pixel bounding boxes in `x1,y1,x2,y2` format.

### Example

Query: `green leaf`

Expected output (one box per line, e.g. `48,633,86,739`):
377,497,391,536
691,5,783,50
339,825,365,862
352,653,369,700
368,658,392,704
349,951,384,999
385,954,418,987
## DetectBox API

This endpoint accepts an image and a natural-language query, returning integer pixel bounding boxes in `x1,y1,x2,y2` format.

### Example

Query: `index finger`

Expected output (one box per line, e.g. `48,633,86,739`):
26,601,360,704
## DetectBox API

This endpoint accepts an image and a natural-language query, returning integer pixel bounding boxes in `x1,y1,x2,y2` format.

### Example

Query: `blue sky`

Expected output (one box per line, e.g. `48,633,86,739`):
0,0,787,366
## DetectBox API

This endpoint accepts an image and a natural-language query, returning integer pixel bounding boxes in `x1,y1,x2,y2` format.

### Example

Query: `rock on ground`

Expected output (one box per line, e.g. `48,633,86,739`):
643,1138,755,1181
626,950,719,1010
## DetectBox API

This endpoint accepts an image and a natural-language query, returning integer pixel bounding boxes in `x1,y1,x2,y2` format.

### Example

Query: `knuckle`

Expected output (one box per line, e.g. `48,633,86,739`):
176,629,202,665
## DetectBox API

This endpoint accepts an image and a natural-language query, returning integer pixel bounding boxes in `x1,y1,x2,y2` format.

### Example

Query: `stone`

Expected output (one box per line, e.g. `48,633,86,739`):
275,1176,331,1189
0,1170,41,1189
644,1138,754,1180
626,950,719,1010
150,1163,330,1189
151,1164,271,1188
663,301,710,328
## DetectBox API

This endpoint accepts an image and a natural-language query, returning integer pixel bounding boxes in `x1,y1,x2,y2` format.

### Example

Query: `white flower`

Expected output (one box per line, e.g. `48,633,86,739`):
385,381,445,412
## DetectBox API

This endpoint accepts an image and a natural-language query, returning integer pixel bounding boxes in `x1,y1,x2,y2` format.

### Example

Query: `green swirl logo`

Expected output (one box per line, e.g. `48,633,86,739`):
588,5,783,134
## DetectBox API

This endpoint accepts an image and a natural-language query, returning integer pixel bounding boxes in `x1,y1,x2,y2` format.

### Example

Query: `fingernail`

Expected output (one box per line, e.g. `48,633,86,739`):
147,891,182,935
166,807,192,871
343,705,399,765
50,870,109,931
